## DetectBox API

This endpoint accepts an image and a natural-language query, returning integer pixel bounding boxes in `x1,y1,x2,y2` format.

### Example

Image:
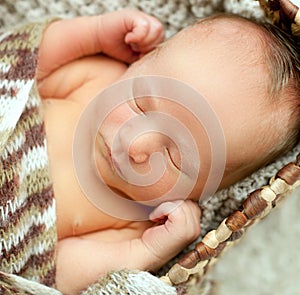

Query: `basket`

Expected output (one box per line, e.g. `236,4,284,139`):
0,1,299,294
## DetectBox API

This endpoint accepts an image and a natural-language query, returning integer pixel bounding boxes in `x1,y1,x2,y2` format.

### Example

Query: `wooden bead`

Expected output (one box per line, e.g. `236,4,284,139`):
195,242,217,261
177,250,199,269
202,230,219,249
260,186,276,202
194,241,226,261
168,263,190,285
225,211,248,232
280,0,299,23
295,9,300,25
276,162,300,185
167,260,208,285
160,276,172,286
215,219,232,242
243,189,268,219
269,177,290,195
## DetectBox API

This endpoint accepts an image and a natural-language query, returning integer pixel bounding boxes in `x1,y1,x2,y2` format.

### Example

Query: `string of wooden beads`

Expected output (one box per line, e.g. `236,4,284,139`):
163,152,300,286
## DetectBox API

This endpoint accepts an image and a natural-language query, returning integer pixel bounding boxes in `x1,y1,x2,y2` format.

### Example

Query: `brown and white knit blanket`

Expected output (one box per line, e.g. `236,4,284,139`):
0,1,299,295
0,21,57,290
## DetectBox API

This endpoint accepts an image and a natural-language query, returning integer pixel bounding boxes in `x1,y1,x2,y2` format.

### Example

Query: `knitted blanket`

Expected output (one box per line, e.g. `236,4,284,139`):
0,21,57,289
0,1,299,295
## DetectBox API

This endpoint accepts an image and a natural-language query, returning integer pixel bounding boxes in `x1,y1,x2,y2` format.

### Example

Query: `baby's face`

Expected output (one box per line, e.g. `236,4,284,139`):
96,17,279,203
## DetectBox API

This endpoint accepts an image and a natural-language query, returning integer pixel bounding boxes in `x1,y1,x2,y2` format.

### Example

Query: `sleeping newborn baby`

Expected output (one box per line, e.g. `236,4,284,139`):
37,9,300,294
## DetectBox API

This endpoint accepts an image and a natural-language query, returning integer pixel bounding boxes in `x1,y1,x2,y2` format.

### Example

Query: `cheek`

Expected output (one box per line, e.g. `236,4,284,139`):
99,104,135,142
127,166,191,202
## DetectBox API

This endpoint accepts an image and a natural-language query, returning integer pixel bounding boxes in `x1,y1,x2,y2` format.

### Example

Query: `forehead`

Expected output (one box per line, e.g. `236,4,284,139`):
160,17,264,71
124,16,271,125
123,16,272,165
149,17,267,103
127,16,267,88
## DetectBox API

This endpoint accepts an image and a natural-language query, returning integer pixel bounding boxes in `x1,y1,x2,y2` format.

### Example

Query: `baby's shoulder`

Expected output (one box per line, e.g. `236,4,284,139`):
39,54,127,102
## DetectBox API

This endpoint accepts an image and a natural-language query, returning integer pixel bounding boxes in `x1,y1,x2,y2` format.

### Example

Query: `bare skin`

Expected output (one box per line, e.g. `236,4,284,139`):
38,10,201,295
37,9,287,295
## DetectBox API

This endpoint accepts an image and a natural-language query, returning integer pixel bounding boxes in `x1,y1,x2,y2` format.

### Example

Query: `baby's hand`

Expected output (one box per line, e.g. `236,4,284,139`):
38,9,163,81
99,9,164,63
141,200,201,270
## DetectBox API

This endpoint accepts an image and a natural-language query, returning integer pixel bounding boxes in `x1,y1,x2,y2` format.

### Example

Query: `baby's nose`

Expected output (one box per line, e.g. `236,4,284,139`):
128,133,165,164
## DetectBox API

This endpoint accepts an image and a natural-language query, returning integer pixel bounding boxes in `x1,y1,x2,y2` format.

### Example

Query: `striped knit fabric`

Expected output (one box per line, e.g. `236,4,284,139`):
0,22,57,287
0,4,299,294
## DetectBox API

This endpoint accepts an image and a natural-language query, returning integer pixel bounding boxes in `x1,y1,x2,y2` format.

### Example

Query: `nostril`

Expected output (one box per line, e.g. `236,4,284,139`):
129,151,148,164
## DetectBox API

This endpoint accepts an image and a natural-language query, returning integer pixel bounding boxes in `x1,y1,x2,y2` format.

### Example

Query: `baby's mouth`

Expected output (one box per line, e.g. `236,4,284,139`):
96,133,115,171
102,138,125,179
111,154,124,178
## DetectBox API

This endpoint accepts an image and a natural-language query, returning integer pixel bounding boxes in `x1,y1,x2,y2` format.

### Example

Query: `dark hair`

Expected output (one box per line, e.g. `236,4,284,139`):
193,13,300,167
258,21,300,157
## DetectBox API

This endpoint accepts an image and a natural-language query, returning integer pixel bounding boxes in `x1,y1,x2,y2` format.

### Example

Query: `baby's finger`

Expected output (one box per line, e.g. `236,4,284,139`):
180,200,201,222
137,17,164,53
149,200,183,222
126,16,164,53
136,29,164,53
127,42,140,52
166,200,201,236
124,18,150,44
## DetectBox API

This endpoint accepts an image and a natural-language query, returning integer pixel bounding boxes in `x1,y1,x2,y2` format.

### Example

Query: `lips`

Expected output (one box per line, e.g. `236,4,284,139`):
96,133,113,169
103,140,112,158
101,136,124,178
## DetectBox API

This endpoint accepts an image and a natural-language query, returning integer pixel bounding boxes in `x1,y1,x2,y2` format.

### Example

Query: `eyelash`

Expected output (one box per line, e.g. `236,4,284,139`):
131,98,145,114
165,148,180,171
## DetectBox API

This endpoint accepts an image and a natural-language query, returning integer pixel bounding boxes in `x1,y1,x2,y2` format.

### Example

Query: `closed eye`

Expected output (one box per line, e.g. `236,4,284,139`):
128,97,145,115
165,148,181,171
134,97,145,113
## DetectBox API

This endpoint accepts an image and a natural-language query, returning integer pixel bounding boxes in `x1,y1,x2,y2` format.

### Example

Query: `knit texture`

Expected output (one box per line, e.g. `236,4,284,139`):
0,21,57,288
80,270,177,295
0,0,224,38
0,1,299,295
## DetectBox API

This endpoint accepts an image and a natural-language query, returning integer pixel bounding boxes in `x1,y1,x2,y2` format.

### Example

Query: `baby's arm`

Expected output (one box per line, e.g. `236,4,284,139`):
56,200,201,295
38,9,164,80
